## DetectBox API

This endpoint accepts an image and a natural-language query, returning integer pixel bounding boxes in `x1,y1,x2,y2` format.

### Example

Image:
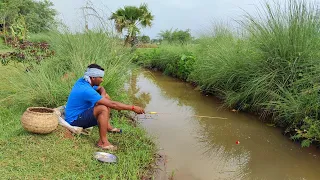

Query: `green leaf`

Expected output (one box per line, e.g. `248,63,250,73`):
301,139,311,147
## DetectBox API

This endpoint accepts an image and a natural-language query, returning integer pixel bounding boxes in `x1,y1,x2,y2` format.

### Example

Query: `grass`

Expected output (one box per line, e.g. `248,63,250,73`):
0,108,155,179
132,0,320,146
0,38,14,54
0,49,13,54
28,32,53,43
0,30,157,179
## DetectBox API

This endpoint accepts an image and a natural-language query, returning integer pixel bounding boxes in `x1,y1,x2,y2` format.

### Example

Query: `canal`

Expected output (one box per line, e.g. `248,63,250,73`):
129,70,320,180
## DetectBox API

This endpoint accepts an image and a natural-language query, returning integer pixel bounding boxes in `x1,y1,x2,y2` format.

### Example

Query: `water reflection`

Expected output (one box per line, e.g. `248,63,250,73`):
127,73,151,108
198,128,251,179
131,70,320,180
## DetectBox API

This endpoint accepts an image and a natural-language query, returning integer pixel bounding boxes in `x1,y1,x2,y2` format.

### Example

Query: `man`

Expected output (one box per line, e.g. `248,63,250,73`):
65,64,145,150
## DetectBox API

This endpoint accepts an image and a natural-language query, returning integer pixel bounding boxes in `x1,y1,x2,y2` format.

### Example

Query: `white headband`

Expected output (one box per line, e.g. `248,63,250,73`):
84,68,105,77
83,68,104,84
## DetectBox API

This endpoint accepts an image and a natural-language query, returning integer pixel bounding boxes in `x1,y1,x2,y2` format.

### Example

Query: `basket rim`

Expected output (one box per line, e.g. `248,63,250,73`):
26,107,55,114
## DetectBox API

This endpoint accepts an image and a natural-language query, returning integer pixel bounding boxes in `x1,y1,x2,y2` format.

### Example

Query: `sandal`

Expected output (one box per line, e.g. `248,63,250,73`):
81,127,93,135
108,128,122,134
96,144,118,151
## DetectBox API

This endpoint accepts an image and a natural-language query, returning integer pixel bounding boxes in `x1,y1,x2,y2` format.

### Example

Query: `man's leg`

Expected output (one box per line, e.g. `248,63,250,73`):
102,96,113,131
103,96,121,132
94,105,112,147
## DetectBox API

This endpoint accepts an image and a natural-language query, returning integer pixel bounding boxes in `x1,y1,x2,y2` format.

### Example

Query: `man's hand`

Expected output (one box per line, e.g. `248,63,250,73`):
97,86,111,99
96,98,145,113
104,93,111,99
133,106,145,114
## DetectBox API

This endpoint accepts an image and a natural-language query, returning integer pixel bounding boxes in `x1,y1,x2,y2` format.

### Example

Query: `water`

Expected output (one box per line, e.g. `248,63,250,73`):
129,70,320,180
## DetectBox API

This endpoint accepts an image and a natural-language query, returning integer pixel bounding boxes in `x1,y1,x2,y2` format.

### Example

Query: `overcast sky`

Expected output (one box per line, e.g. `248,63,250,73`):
49,0,319,38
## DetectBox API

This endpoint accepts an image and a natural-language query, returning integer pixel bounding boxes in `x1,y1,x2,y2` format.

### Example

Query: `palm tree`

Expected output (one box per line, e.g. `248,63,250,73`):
109,3,154,46
158,29,173,43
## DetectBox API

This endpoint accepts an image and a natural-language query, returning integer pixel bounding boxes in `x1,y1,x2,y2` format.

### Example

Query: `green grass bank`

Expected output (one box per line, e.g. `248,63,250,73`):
132,0,320,147
0,31,156,179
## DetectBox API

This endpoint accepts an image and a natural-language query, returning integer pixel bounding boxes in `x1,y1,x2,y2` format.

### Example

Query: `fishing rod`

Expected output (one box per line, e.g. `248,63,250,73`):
140,111,228,120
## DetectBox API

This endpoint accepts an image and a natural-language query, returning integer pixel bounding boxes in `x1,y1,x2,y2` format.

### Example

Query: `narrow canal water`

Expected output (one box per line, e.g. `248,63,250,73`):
129,70,320,180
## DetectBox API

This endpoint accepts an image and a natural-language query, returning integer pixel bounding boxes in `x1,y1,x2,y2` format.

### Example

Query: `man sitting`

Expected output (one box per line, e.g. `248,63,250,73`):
65,63,145,150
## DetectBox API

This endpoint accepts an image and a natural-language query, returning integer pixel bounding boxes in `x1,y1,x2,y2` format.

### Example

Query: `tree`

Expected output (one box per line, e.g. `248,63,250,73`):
158,29,173,43
172,29,192,45
24,0,57,33
139,35,150,43
109,3,154,46
158,28,192,44
151,38,161,44
0,0,57,33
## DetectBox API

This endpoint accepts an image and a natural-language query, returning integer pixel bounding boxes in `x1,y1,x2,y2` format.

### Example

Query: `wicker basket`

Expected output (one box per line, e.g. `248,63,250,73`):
21,107,58,134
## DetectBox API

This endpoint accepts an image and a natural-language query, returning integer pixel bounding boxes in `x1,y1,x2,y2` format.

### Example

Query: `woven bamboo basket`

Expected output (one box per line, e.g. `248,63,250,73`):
21,107,58,134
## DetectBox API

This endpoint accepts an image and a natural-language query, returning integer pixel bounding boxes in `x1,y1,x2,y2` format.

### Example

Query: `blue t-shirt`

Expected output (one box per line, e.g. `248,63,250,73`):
65,78,102,123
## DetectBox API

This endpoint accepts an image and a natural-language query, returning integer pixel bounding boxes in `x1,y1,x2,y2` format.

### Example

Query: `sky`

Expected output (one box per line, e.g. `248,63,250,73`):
49,0,319,38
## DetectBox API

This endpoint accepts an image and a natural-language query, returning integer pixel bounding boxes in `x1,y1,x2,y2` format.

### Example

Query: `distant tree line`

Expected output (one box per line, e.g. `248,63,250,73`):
139,35,150,43
134,28,193,45
109,3,193,46
158,29,192,44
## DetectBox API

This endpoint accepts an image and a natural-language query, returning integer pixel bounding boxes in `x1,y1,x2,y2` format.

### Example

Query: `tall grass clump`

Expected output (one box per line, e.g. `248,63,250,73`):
191,0,320,144
1,30,131,109
244,0,320,134
0,29,133,139
1,29,133,137
191,25,266,109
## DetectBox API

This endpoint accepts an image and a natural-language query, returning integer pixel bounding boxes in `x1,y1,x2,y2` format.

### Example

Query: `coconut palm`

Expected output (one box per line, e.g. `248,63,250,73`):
109,3,154,46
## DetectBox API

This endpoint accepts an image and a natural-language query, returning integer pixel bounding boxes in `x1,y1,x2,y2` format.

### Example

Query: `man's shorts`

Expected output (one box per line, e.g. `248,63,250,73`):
70,107,98,128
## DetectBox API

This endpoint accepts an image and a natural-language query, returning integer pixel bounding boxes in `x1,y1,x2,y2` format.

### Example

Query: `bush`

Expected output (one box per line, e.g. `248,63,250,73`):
132,44,195,80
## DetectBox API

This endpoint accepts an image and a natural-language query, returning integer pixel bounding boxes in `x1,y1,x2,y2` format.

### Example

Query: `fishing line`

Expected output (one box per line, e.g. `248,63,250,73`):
138,112,228,120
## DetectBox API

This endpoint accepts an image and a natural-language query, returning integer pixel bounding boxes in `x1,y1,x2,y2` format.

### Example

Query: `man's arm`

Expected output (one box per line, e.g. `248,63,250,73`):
96,86,110,99
96,98,145,114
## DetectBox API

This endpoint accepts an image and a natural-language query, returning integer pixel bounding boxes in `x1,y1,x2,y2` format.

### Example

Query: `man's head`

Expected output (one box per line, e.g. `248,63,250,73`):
87,64,104,71
85,63,104,86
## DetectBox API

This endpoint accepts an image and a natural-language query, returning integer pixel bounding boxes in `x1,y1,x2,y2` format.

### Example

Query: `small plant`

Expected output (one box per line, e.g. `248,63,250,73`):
0,36,55,69
168,170,176,180
177,54,195,80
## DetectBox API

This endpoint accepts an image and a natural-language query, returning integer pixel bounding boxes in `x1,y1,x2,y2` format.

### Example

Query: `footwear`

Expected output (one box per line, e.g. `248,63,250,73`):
108,128,122,134
97,144,118,151
81,127,93,135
